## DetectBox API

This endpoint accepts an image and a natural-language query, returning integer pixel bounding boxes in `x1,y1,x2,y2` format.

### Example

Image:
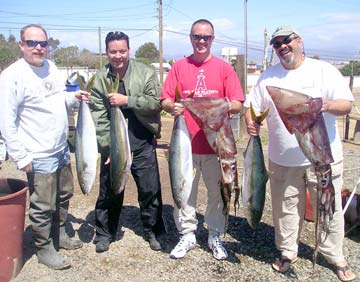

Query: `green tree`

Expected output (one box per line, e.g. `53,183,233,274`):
7,34,17,44
0,45,19,71
47,37,60,60
79,48,100,69
340,61,360,76
0,34,6,46
135,42,159,64
0,34,21,70
54,46,81,67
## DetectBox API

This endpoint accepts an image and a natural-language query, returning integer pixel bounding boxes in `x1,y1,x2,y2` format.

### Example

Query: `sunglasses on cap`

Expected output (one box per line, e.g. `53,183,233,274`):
190,34,214,42
23,40,48,48
272,34,298,49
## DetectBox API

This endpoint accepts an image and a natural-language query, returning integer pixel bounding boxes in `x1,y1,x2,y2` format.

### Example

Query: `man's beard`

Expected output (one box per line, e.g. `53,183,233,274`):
279,53,295,66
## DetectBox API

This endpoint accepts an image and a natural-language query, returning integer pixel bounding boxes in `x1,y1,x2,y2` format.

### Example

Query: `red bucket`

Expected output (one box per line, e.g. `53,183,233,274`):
305,189,360,235
305,191,315,222
342,189,360,235
0,178,28,282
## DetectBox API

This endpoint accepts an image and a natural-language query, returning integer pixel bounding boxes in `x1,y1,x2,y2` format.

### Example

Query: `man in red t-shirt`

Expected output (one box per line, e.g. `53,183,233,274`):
161,18,245,260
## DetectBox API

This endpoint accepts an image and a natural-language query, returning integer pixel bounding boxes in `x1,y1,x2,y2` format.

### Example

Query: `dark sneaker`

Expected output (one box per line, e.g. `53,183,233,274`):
144,232,162,251
95,241,110,253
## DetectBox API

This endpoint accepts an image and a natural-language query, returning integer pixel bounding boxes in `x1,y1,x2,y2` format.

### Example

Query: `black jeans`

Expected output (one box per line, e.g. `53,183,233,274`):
94,141,165,243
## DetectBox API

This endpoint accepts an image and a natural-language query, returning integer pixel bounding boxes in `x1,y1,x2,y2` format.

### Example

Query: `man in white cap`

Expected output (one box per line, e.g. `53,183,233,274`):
244,25,356,282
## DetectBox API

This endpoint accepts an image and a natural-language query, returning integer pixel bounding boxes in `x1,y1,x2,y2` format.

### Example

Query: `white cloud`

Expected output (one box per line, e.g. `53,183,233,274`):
212,18,238,31
320,12,360,22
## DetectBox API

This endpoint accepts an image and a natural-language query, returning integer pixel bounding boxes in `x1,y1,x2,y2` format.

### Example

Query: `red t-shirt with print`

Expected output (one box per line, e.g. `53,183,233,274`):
161,55,244,154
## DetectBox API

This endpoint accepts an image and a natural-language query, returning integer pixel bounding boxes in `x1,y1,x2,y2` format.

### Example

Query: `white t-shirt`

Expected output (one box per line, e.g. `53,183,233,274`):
244,57,354,167
0,58,78,169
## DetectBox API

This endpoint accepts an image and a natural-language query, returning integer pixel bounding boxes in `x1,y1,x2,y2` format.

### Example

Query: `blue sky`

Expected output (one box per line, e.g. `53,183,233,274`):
0,0,359,63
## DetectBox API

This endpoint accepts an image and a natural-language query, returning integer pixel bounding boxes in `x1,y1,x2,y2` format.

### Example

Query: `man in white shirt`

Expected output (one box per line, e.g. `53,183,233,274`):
0,24,89,270
245,25,356,282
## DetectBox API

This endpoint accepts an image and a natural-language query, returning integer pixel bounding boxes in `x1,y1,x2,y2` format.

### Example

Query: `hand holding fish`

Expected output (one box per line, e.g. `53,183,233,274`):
172,102,184,116
245,105,264,137
320,98,331,112
321,98,352,115
75,90,91,102
75,71,93,103
246,120,261,136
108,93,128,106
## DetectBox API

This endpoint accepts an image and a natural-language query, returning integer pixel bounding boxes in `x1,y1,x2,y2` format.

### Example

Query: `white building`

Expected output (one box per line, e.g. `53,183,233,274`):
221,47,238,63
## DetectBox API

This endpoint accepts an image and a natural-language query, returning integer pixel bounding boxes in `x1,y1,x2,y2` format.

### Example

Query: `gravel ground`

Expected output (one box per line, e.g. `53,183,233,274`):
1,111,360,282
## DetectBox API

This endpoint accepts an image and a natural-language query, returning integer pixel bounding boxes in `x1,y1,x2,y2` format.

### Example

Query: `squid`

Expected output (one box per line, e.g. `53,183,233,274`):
266,86,335,268
181,97,240,232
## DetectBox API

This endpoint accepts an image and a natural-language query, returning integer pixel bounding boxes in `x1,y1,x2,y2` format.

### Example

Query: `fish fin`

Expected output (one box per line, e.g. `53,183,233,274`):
250,102,269,124
250,102,257,122
102,76,112,93
113,73,120,93
76,72,86,90
102,74,120,94
175,84,181,101
85,75,96,92
258,108,269,123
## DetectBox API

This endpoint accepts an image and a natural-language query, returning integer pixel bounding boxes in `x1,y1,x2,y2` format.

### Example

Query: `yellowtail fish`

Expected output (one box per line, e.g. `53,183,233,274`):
242,103,269,229
75,74,98,195
103,74,132,194
168,114,193,209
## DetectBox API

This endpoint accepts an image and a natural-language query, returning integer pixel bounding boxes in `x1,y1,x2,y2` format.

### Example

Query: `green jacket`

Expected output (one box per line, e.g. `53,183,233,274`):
89,60,162,156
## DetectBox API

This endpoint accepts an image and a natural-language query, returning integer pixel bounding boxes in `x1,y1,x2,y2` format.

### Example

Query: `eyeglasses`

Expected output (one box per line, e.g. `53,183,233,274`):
190,34,214,42
272,34,298,49
23,40,48,48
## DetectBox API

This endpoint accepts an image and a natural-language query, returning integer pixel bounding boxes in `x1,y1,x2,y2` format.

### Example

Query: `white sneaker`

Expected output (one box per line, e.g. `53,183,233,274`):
208,235,228,260
170,234,196,259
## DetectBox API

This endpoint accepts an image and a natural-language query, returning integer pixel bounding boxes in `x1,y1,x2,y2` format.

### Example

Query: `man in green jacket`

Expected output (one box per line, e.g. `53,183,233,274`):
89,31,165,253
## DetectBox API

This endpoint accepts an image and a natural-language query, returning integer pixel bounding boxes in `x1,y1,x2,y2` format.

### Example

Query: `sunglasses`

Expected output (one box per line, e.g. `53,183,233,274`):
23,40,48,48
190,34,214,42
272,34,298,49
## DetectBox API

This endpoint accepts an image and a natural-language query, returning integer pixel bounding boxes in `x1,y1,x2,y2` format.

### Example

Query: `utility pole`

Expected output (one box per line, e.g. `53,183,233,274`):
262,28,269,71
98,27,102,68
158,0,164,84
244,0,248,94
269,47,275,67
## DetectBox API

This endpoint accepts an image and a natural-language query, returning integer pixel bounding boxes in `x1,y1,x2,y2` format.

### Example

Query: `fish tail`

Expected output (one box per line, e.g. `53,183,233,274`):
250,102,269,124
